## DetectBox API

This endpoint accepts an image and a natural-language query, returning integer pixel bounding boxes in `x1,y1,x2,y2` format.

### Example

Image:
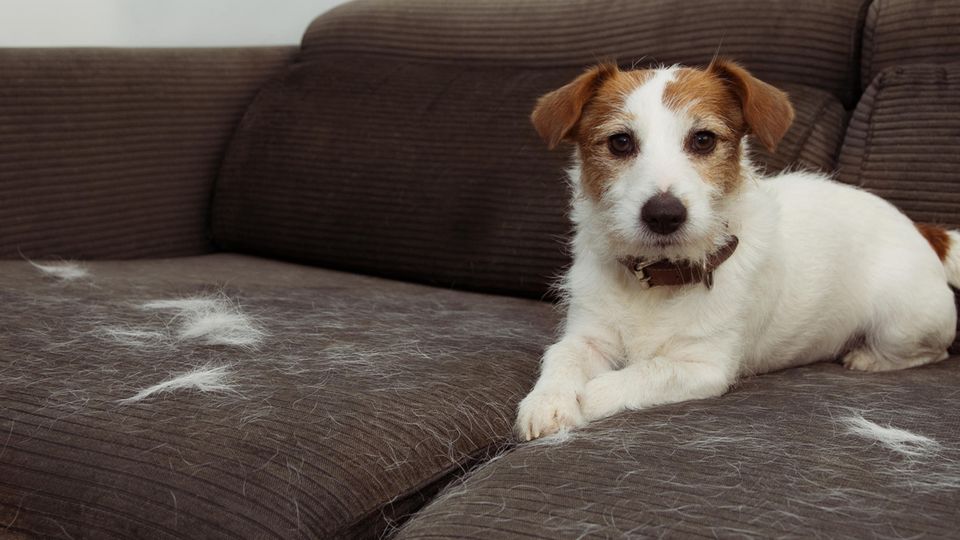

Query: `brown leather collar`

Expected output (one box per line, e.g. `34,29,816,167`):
619,236,739,289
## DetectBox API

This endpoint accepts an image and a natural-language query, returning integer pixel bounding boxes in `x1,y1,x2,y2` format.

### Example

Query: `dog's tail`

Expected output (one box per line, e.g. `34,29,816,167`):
918,224,960,288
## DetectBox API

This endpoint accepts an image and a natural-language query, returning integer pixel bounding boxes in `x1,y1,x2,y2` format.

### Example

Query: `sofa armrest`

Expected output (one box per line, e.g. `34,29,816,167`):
0,47,295,260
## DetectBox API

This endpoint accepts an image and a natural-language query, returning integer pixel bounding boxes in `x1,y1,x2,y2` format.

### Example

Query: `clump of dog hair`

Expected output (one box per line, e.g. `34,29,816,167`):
841,412,942,457
141,294,265,347
29,260,89,281
119,364,235,404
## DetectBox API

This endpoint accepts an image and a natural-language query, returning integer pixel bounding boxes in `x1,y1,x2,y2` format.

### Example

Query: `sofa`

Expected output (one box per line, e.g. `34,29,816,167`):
3,0,960,537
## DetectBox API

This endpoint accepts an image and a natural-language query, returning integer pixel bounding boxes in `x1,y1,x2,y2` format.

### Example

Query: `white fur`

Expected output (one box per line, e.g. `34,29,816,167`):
29,260,89,281
142,295,265,347
119,364,234,404
517,68,957,440
842,413,941,457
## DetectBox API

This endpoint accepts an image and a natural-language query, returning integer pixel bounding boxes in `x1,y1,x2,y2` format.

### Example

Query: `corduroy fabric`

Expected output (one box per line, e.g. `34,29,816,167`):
301,0,869,107
0,254,553,539
397,359,960,539
837,64,960,228
750,83,847,174
861,0,960,87
0,48,295,260
212,57,847,298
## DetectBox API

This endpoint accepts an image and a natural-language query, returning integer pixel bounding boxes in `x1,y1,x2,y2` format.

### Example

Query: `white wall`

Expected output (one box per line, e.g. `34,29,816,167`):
0,0,352,47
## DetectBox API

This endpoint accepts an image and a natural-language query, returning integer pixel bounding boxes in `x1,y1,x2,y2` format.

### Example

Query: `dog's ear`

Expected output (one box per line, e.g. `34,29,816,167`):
531,63,618,149
709,58,794,151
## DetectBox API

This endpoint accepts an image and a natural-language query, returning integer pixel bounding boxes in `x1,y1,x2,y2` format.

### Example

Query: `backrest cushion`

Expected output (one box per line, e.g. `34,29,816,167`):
861,0,960,88
838,64,960,228
0,48,294,260
212,0,864,297
213,60,574,297
302,0,868,106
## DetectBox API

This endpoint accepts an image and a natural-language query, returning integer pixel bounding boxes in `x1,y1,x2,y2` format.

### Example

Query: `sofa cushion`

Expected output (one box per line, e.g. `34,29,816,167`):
750,84,847,174
397,360,960,538
837,64,960,227
302,0,868,107
861,0,960,87
212,57,847,299
0,254,553,538
0,48,295,260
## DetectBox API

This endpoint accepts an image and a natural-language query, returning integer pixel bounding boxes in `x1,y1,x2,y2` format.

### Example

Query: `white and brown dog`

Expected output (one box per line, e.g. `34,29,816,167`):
516,59,960,441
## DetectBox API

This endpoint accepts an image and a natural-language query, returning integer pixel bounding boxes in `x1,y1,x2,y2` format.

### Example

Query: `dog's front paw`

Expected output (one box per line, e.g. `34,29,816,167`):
580,372,629,422
515,388,584,441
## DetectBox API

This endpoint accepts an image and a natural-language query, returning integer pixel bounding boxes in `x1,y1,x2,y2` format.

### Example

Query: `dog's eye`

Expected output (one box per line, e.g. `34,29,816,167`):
689,130,717,154
608,133,636,156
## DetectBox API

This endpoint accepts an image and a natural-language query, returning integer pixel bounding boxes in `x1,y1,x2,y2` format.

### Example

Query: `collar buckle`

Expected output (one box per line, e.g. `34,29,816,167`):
630,259,656,289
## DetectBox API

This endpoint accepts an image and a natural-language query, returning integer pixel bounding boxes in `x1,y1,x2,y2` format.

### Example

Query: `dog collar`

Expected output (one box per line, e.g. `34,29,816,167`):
619,236,739,289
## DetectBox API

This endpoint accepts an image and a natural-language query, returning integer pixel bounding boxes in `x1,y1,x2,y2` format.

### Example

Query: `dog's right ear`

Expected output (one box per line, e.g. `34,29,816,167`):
531,63,618,149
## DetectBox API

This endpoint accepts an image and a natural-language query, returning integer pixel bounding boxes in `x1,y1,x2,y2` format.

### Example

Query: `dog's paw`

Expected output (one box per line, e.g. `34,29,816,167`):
515,388,584,441
579,372,629,421
842,349,880,371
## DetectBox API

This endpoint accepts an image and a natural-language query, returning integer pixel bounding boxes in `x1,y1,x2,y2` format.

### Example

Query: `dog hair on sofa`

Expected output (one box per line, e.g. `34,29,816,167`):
29,260,89,281
517,59,960,440
119,364,235,404
141,295,265,348
842,412,941,458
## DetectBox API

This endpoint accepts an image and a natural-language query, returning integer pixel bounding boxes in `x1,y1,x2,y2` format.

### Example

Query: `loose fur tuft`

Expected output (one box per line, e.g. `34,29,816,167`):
842,413,941,457
119,364,235,404
142,295,265,347
29,260,89,281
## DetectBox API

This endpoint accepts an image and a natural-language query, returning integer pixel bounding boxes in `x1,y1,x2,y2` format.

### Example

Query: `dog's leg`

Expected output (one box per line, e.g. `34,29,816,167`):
842,347,948,371
844,285,955,372
579,342,737,422
515,332,618,440
842,326,952,372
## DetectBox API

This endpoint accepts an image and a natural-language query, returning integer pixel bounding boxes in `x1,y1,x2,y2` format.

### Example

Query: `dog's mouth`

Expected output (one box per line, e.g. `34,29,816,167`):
623,229,715,263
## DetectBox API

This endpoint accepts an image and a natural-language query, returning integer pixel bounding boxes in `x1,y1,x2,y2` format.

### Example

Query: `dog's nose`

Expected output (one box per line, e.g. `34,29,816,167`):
641,192,687,235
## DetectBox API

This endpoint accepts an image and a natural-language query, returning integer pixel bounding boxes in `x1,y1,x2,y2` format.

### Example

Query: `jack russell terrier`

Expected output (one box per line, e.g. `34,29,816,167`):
516,59,959,441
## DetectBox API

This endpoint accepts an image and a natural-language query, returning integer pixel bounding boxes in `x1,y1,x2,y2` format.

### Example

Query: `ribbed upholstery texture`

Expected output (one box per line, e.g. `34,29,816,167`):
751,84,847,174
398,359,960,539
301,0,869,106
0,48,294,260
861,0,960,87
837,64,960,228
212,57,847,298
0,255,553,539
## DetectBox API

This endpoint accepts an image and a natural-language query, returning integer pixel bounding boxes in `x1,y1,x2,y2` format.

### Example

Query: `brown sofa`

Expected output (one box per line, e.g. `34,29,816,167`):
3,0,960,538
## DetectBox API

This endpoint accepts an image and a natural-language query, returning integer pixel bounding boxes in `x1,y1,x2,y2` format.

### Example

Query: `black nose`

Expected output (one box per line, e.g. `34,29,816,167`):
641,192,687,235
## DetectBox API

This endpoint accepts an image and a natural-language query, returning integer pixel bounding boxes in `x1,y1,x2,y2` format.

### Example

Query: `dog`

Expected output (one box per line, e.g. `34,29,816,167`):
515,59,960,441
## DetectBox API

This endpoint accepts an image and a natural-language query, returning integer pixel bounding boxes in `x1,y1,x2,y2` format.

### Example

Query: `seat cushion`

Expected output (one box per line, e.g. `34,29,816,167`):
396,360,960,538
0,255,554,538
212,57,847,299
837,64,960,227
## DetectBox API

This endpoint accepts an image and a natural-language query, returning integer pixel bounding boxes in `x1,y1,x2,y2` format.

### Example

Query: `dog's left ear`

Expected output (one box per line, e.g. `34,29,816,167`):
531,63,618,149
709,58,795,151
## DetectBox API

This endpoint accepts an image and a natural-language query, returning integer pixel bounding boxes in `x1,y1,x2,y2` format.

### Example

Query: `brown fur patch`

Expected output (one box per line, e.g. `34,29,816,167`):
708,59,794,151
530,63,618,149
917,223,952,261
573,69,652,199
663,68,746,194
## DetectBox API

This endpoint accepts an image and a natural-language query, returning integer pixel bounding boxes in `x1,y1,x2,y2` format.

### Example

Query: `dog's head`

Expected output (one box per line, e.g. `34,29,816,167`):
532,59,793,263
